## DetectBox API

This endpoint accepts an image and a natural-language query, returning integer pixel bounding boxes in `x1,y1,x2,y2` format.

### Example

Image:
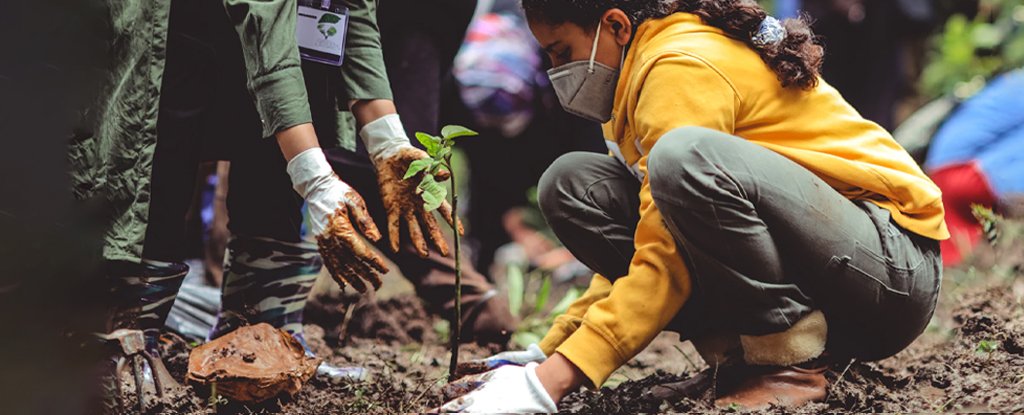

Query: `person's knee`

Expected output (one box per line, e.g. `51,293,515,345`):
648,126,729,198
538,152,597,222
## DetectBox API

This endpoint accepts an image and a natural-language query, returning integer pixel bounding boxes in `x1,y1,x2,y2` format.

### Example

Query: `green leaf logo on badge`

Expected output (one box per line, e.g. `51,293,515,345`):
317,13,342,39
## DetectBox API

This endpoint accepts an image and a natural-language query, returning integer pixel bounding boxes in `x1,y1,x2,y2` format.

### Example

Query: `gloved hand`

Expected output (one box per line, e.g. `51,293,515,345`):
455,343,547,377
360,114,460,257
438,362,557,413
287,147,388,292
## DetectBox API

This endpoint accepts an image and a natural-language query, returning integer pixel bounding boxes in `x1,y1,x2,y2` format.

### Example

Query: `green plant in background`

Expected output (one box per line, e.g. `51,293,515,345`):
971,204,1001,245
921,0,1024,99
505,263,583,348
405,125,477,381
976,339,999,354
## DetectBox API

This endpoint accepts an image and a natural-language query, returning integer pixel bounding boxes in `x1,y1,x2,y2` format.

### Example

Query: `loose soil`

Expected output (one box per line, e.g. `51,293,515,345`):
113,235,1023,414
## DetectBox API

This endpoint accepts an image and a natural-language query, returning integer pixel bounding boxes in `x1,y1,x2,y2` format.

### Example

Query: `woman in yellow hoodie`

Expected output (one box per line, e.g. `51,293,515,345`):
440,0,947,412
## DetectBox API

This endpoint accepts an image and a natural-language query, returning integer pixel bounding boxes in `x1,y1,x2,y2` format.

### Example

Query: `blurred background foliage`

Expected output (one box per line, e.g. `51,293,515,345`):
919,0,1024,99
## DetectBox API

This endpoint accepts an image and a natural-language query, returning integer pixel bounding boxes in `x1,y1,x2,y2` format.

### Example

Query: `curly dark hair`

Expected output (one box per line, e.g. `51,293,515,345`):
521,0,824,90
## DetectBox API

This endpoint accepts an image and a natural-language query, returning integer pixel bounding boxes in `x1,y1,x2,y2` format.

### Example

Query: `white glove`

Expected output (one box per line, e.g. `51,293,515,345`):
359,113,415,161
286,147,387,292
457,343,547,376
438,363,558,413
360,114,459,257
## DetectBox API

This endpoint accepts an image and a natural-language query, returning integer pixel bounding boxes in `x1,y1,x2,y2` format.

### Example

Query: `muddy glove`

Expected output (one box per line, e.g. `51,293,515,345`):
438,362,557,413
287,147,388,292
360,114,460,257
455,343,547,377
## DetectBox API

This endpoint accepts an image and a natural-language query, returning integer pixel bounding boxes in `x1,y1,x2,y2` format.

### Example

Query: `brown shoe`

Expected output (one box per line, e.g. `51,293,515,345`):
647,367,718,402
713,362,828,410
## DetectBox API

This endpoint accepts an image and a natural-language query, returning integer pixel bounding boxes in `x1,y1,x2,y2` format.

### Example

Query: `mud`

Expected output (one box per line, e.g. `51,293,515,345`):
113,294,496,414
562,273,1024,413
186,323,320,404
109,235,1024,414
452,360,491,378
305,292,439,346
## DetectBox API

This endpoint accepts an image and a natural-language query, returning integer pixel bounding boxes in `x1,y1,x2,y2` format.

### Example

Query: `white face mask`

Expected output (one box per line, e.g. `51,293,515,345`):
546,21,625,123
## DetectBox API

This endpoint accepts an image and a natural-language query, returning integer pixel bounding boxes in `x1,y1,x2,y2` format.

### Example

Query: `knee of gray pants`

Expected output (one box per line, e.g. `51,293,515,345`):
537,152,597,223
648,126,736,203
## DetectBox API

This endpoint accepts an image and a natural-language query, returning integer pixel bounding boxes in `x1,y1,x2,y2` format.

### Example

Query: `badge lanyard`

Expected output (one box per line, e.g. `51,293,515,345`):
296,0,349,66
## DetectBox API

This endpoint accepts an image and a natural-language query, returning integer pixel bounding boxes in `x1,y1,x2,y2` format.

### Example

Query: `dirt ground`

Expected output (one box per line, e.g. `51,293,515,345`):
114,226,1024,414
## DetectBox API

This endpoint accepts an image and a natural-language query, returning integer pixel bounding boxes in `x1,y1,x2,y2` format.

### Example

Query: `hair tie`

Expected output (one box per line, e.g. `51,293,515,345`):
751,16,786,48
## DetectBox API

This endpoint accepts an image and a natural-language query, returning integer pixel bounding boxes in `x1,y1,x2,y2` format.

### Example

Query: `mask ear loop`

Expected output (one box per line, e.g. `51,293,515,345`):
620,41,626,68
588,20,602,74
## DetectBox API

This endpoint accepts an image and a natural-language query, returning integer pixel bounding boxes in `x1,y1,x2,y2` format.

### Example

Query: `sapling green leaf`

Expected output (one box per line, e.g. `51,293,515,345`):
429,161,448,176
436,146,452,163
441,125,479,140
404,158,433,180
415,132,441,157
417,174,447,211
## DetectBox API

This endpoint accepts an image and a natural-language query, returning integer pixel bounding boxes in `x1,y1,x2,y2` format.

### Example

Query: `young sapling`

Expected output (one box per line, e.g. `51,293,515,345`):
404,125,477,380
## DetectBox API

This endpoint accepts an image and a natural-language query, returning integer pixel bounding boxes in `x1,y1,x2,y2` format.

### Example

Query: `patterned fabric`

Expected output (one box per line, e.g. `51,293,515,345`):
751,16,787,48
926,69,1024,198
454,13,545,138
210,236,321,346
109,260,189,354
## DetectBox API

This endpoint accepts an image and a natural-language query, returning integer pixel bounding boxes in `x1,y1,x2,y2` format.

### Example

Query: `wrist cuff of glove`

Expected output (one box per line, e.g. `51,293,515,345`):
526,343,548,361
286,147,334,199
524,363,559,412
359,113,413,160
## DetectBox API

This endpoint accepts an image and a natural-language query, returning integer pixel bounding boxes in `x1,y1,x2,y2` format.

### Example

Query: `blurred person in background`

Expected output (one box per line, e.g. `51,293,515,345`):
924,69,1024,266
448,0,606,274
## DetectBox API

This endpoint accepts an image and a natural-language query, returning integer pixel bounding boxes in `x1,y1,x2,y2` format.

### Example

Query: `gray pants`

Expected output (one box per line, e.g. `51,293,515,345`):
538,127,941,361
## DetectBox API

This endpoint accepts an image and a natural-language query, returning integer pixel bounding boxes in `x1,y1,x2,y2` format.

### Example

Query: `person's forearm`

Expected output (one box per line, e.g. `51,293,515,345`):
350,99,397,129
534,352,588,403
276,123,320,161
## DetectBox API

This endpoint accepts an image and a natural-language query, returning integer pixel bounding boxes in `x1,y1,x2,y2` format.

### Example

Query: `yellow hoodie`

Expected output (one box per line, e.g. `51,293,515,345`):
538,12,948,387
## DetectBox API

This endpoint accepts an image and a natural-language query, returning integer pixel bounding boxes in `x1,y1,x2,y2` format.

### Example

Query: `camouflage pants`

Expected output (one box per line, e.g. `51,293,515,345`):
108,260,190,354
209,236,321,346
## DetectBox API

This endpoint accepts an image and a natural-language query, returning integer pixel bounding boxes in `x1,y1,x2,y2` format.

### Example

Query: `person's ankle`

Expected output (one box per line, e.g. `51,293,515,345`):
534,352,587,402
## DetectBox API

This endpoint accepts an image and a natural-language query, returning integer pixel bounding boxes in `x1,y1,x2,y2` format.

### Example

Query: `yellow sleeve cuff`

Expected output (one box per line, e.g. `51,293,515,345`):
538,316,582,356
555,323,630,388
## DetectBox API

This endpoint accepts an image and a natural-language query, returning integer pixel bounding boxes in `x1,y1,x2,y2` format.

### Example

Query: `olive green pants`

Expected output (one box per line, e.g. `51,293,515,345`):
538,126,942,361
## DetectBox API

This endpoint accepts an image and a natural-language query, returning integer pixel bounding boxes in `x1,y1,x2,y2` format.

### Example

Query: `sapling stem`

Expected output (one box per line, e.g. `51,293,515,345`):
445,152,462,382
406,125,476,381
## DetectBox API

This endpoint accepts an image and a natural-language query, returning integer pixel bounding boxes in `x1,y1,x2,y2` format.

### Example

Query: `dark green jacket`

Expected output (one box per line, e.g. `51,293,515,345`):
70,0,391,262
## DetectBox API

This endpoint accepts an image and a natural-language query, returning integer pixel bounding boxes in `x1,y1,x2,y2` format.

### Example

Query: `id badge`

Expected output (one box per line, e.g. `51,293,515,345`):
296,0,349,66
